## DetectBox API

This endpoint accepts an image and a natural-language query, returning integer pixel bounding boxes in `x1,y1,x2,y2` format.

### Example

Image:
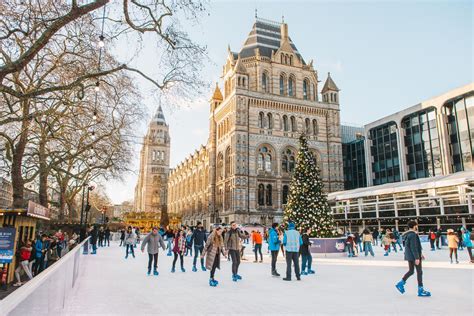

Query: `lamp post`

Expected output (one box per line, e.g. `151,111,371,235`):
84,185,94,225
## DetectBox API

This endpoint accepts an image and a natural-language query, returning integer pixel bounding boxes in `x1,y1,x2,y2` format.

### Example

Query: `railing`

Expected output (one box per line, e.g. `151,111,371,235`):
0,237,90,316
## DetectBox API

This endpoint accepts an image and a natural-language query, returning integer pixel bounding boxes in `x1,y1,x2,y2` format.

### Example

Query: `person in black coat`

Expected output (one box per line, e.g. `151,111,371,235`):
191,222,208,271
372,229,379,246
104,227,111,247
395,221,431,297
300,228,315,275
89,226,98,255
119,229,126,247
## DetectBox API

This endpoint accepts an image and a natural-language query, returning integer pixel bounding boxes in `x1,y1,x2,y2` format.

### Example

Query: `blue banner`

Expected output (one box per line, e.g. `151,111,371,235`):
309,238,346,253
0,227,17,263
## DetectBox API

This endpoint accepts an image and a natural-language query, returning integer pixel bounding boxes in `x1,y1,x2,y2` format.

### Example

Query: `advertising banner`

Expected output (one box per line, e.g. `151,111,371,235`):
0,227,17,263
309,237,346,254
27,200,50,220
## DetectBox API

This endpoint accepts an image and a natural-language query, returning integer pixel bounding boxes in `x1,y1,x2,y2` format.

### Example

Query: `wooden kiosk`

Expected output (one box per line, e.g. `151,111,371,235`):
0,201,50,283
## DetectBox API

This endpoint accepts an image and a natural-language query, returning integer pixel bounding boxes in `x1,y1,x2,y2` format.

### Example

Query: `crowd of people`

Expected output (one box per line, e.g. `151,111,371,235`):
73,220,472,299
116,221,318,287
13,229,79,287
344,226,473,263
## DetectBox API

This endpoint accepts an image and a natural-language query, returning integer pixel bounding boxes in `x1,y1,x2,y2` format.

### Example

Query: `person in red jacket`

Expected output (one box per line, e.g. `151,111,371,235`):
252,230,263,263
14,241,34,286
171,230,187,273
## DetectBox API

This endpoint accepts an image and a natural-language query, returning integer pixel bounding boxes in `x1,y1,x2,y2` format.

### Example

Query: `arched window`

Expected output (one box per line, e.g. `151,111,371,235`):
266,184,272,206
289,55,293,65
313,119,318,136
334,93,338,103
289,156,296,172
280,54,284,64
217,153,224,180
267,113,273,129
258,146,273,173
282,185,289,205
262,72,268,92
258,184,265,206
281,148,296,173
258,112,265,128
283,115,289,131
257,153,264,171
312,84,315,101
288,76,294,97
242,77,246,87
238,77,241,87
225,147,231,178
290,116,296,132
285,55,288,65
265,154,272,172
303,79,309,100
305,118,311,134
279,75,285,95
281,155,288,172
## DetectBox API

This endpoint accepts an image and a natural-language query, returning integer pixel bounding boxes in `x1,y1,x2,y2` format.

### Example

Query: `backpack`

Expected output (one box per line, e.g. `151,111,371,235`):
430,232,436,240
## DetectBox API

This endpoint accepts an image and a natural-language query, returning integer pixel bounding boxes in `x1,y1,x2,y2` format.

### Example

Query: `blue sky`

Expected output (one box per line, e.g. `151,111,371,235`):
105,0,473,204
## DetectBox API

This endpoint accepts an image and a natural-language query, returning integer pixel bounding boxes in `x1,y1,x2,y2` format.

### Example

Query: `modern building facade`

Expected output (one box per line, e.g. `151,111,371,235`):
0,177,13,209
365,83,473,186
330,83,474,231
167,17,344,229
133,105,170,217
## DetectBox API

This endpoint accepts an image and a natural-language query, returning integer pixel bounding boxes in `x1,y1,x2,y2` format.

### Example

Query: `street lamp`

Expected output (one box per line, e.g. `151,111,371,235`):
79,184,95,241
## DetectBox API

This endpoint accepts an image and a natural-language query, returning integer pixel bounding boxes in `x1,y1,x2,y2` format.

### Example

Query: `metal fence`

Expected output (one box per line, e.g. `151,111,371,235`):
0,237,90,315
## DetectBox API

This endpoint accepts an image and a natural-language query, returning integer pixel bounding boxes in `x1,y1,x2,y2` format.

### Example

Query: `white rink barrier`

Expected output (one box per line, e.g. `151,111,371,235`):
0,238,90,316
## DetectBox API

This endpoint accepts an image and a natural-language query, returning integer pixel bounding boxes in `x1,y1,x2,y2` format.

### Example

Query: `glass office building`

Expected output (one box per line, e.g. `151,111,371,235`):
443,94,473,173
343,138,367,190
369,122,400,185
402,107,442,180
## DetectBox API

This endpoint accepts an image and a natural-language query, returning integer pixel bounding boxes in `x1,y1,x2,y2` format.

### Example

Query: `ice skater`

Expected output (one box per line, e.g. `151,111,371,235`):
395,220,431,297
447,229,459,264
124,226,136,259
461,227,473,263
282,222,302,281
171,229,186,272
141,227,166,275
252,230,263,263
301,227,314,275
268,223,281,277
202,226,226,287
224,221,246,282
191,222,207,271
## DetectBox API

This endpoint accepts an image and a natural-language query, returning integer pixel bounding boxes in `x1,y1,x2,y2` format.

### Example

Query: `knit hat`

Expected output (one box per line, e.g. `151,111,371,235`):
288,222,295,230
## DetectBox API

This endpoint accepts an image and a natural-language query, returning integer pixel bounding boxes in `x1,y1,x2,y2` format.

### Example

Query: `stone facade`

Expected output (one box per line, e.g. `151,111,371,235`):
134,106,170,216
168,18,344,229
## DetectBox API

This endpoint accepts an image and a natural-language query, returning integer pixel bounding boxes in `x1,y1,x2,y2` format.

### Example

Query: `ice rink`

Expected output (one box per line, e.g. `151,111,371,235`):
64,241,473,315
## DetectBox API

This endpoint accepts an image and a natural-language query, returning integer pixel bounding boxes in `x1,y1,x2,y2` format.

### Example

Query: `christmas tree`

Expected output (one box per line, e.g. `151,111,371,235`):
283,135,336,237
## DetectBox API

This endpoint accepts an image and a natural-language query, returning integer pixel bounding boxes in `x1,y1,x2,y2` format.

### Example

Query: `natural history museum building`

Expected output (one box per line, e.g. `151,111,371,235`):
165,18,344,227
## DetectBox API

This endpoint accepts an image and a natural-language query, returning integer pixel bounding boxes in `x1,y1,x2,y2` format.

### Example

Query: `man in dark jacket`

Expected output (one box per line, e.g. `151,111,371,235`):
89,226,98,255
104,227,111,247
191,222,207,272
301,228,315,275
395,221,431,297
372,229,379,246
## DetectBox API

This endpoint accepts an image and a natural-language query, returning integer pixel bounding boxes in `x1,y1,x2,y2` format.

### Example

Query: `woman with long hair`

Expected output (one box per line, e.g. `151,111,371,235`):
202,226,226,287
171,229,186,272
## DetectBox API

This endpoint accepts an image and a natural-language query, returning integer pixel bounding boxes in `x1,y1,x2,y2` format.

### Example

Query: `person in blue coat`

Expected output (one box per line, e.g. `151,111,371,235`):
282,222,303,281
461,227,473,263
268,223,281,277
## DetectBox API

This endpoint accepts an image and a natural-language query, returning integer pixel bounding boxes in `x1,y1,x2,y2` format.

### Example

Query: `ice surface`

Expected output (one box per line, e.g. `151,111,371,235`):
63,241,473,315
